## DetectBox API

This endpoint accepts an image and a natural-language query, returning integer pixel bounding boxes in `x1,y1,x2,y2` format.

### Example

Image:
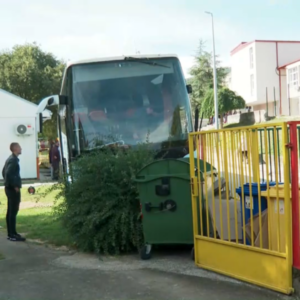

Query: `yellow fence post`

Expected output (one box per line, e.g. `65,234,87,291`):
189,135,199,263
251,129,258,183
282,123,293,288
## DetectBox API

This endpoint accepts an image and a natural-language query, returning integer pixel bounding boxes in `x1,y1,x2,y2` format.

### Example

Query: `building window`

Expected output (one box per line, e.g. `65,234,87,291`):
250,74,254,96
288,66,299,87
249,47,253,69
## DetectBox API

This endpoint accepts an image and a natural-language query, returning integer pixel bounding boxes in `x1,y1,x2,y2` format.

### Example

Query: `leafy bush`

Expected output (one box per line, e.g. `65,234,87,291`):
49,143,155,254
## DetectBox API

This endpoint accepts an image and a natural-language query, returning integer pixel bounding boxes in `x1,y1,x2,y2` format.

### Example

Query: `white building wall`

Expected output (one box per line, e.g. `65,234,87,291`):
255,43,279,105
285,61,300,116
224,72,232,89
0,92,38,118
0,117,37,179
278,43,300,116
230,41,300,116
279,69,289,116
0,89,39,179
277,43,300,67
286,61,300,99
230,43,257,103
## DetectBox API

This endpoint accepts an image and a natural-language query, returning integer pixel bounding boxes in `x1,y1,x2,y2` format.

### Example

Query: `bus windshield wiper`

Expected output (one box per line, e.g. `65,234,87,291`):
124,57,170,69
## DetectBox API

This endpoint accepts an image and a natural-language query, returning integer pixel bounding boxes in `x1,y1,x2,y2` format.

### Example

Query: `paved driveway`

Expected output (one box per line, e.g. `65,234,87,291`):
0,233,290,300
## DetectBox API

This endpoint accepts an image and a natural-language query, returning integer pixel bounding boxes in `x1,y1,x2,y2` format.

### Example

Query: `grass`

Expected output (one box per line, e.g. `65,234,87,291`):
224,118,255,129
0,185,72,247
0,180,41,187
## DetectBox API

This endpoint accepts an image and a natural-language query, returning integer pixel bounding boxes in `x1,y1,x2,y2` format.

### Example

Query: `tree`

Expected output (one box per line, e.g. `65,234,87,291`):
188,40,228,111
0,42,66,139
201,87,246,128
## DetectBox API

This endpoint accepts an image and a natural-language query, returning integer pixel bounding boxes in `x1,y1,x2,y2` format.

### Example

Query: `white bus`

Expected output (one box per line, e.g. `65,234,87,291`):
37,55,194,174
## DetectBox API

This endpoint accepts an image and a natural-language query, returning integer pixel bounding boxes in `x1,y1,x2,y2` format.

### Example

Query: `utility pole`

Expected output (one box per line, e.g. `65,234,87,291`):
205,11,218,129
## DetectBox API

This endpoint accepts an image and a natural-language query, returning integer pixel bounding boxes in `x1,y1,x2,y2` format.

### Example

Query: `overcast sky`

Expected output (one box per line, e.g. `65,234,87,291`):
0,0,299,78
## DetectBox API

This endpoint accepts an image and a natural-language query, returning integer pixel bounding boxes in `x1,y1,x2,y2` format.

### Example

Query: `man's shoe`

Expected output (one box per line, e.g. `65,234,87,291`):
15,233,26,241
9,234,26,242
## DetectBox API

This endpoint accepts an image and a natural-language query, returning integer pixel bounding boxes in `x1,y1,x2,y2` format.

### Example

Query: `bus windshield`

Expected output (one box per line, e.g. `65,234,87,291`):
69,57,192,153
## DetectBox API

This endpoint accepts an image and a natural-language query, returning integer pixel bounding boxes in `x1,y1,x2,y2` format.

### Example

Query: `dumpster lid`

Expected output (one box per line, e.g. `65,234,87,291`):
135,158,217,183
135,159,192,183
178,157,217,174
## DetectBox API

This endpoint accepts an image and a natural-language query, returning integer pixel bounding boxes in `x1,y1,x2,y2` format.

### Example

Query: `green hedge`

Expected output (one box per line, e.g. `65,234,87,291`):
49,144,155,254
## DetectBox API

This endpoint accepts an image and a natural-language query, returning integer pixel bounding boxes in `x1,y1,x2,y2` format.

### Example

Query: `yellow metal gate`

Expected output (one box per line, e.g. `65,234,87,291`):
188,123,293,294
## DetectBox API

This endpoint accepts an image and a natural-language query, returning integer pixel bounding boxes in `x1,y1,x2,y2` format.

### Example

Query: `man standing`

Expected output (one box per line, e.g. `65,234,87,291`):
2,143,25,241
48,140,54,179
51,139,60,180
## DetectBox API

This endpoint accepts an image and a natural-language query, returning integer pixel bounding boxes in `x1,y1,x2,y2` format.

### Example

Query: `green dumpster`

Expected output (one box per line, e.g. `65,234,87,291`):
135,158,215,260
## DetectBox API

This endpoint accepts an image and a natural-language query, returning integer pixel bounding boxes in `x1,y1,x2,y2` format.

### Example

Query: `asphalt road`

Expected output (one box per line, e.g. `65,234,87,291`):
0,233,291,300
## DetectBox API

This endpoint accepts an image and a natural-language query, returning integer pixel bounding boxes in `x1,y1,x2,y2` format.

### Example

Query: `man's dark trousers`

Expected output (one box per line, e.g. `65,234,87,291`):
5,187,20,237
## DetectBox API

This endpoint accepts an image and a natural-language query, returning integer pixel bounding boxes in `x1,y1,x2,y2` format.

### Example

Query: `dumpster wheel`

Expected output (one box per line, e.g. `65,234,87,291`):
140,244,152,260
191,247,195,261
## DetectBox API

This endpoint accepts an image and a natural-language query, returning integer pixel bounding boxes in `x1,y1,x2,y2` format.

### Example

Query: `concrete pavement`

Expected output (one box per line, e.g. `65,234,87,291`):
0,233,291,300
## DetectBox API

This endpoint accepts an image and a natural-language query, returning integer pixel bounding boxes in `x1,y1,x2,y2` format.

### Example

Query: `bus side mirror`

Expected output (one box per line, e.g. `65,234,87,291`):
37,95,68,114
186,84,192,94
47,95,68,105
59,95,68,105
39,113,43,133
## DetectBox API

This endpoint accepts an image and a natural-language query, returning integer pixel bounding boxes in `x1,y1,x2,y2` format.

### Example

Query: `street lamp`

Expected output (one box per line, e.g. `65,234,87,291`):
205,11,218,129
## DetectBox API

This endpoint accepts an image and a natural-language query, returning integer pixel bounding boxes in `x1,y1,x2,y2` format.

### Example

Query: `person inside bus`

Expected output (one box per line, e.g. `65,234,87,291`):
129,93,162,141
161,78,174,119
88,102,111,143
132,106,159,140
131,78,178,141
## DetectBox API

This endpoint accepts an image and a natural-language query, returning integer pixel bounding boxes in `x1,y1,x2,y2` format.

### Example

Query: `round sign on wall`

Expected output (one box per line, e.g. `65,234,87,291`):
28,186,35,195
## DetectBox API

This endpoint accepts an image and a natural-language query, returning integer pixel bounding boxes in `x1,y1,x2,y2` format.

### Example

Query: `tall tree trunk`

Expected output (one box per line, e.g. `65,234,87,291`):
220,113,224,129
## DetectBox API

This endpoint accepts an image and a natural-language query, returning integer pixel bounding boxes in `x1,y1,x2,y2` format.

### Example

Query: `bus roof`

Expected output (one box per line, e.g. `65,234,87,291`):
66,54,179,68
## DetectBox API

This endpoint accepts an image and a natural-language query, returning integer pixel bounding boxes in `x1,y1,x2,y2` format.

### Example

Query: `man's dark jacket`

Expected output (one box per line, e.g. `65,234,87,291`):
2,154,22,188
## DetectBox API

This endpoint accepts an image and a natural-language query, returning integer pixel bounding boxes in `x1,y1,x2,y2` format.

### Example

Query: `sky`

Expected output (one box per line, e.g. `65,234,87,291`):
1,0,299,78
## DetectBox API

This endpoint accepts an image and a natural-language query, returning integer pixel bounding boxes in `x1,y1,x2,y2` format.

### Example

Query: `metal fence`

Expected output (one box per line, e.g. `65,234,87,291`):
188,122,293,294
